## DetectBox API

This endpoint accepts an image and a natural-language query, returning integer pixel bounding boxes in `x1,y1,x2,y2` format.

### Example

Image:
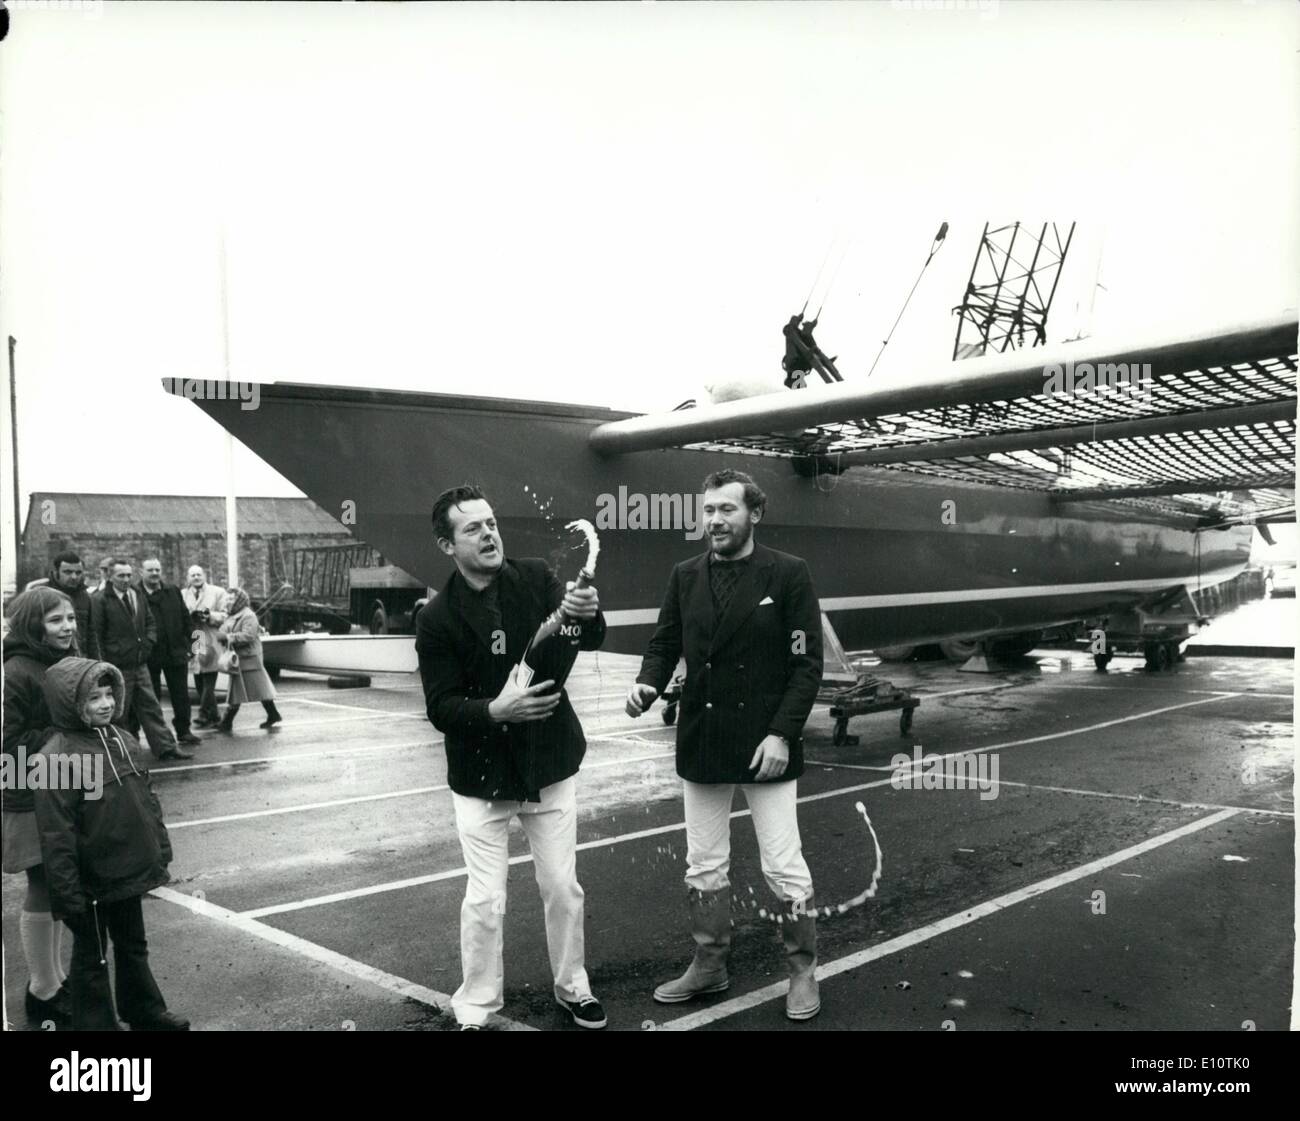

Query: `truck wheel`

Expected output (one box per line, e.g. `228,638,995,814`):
1093,652,1113,671
900,707,914,735
832,719,849,747
369,604,389,635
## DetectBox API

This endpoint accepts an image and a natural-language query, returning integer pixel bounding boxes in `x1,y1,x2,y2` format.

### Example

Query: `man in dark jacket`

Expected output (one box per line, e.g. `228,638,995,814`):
627,467,824,1021
24,551,100,660
140,559,200,747
416,484,607,1030
90,560,189,761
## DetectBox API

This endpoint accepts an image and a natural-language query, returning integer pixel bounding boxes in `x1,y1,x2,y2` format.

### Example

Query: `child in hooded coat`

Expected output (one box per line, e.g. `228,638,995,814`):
33,657,189,1031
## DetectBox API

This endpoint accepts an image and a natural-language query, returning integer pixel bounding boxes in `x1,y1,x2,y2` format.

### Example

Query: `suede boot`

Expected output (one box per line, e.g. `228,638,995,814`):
780,894,820,1021
653,887,731,1003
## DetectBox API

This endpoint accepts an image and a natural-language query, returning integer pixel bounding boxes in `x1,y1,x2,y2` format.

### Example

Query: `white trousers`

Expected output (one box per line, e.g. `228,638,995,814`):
450,777,591,1026
682,779,813,901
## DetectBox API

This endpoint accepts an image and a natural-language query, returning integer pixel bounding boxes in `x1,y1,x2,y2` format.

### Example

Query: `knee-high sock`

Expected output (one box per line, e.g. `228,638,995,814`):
20,910,62,1000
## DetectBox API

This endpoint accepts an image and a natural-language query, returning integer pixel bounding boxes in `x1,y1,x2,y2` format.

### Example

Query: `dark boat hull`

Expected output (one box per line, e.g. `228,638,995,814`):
181,383,1252,654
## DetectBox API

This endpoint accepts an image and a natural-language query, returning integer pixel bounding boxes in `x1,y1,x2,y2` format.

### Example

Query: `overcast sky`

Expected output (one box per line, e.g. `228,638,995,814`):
1,0,1297,583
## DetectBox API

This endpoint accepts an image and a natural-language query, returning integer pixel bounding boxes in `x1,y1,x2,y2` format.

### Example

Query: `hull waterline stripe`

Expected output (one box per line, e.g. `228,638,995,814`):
602,563,1246,625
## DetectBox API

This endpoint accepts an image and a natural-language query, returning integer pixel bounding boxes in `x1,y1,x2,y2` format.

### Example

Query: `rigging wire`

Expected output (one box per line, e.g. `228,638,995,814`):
801,236,839,318
865,221,949,380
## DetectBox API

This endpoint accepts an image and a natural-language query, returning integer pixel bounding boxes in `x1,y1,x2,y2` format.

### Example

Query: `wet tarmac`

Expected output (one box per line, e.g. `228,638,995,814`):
3,644,1293,1031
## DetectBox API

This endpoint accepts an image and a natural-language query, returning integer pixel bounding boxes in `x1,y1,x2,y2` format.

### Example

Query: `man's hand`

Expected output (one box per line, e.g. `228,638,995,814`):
748,734,790,781
562,582,599,619
625,683,658,718
489,663,561,723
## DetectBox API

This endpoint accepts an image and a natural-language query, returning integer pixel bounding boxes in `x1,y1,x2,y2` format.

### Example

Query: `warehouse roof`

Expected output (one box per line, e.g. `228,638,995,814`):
23,494,348,538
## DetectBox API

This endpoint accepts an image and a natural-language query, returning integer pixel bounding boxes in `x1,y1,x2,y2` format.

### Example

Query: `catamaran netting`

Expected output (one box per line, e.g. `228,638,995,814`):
684,350,1297,524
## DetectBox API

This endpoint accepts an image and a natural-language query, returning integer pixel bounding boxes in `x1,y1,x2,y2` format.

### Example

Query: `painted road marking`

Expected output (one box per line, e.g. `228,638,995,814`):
809,693,1240,773
238,776,898,918
151,886,532,1031
166,749,678,829
279,695,427,719
656,808,1243,1030
804,759,1294,819
152,738,440,775
231,696,1243,916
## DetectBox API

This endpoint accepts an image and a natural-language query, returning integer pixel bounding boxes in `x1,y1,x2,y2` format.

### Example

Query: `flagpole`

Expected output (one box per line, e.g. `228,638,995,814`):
219,224,239,590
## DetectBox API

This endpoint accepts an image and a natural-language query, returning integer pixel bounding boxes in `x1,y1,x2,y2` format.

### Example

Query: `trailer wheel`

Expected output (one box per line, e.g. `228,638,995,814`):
662,703,677,726
1093,652,1113,671
1144,642,1172,672
875,645,917,662
938,638,980,662
900,707,914,735
832,719,849,747
368,603,389,635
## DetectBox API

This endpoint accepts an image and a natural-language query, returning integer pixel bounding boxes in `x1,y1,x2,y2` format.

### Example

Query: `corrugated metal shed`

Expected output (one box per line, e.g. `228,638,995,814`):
22,494,345,538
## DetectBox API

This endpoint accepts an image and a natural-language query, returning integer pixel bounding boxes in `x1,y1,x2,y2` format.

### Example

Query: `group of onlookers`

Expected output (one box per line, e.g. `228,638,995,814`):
2,550,283,1028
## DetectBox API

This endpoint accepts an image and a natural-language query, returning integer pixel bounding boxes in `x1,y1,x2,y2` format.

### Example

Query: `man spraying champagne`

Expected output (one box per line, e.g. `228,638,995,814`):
416,485,609,1030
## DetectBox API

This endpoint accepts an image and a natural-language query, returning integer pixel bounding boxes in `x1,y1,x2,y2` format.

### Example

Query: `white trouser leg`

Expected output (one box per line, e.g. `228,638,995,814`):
682,780,736,893
517,777,590,1002
450,793,514,1026
741,780,813,902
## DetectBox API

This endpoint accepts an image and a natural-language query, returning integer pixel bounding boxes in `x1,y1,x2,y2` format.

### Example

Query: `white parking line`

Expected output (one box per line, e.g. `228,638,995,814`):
152,738,440,775
810,693,1239,773
281,695,427,719
239,775,894,919
151,885,532,1030
991,779,1294,818
166,750,677,830
231,696,1241,917
657,808,1242,1030
153,725,669,777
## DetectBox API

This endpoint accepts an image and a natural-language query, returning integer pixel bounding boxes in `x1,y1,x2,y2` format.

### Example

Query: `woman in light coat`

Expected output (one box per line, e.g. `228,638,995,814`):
216,588,283,731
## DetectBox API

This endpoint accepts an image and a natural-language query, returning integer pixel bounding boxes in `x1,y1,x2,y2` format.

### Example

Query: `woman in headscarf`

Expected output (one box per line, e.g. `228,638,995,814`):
215,588,283,731
3,586,79,1025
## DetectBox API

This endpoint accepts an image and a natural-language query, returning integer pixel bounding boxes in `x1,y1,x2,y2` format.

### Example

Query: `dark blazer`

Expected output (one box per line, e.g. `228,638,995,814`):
416,557,606,801
637,543,823,784
143,583,195,668
90,586,156,670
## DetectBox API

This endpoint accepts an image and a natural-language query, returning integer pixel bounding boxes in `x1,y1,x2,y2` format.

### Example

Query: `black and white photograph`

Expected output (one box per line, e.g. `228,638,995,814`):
0,0,1295,1085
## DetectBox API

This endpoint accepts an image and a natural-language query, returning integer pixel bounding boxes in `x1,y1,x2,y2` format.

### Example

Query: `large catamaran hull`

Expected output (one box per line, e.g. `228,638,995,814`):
180,383,1251,655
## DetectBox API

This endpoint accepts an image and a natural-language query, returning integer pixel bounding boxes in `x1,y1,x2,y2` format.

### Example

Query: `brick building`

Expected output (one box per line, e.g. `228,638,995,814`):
19,493,355,597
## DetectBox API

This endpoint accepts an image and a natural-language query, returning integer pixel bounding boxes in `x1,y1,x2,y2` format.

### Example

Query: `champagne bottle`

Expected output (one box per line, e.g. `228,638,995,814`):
519,567,594,694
